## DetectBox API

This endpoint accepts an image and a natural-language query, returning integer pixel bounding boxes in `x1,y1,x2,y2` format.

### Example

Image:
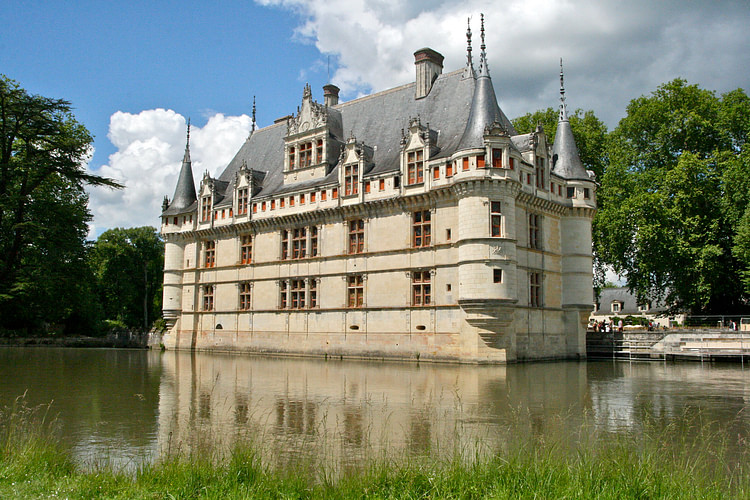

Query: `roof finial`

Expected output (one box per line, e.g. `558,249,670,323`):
559,58,568,120
477,13,489,75
186,117,191,148
466,17,473,68
251,95,257,132
480,13,486,57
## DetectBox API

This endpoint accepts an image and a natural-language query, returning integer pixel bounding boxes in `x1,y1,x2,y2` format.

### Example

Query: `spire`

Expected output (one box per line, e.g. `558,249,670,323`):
183,118,191,162
251,95,257,133
463,17,475,79
457,14,516,150
165,118,197,213
559,58,568,121
478,13,489,76
551,61,588,180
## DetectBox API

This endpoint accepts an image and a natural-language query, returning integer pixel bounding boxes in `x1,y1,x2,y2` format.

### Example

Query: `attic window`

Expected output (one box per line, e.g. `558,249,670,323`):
407,150,424,185
201,196,212,222
345,164,359,195
316,139,323,163
237,188,249,215
492,149,502,168
611,301,622,313
299,142,313,168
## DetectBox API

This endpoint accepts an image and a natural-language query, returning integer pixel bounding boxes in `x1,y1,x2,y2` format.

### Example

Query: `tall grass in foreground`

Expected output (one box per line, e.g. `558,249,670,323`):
1,398,747,499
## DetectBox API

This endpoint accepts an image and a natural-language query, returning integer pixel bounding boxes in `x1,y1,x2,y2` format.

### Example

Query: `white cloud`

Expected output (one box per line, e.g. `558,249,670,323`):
87,109,251,236
257,0,750,128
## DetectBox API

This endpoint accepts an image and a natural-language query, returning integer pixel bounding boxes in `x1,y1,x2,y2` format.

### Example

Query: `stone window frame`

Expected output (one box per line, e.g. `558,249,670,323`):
280,226,320,260
412,210,432,248
347,274,364,308
406,149,424,185
612,301,623,313
528,213,541,250
491,201,502,237
202,284,215,311
204,240,216,268
237,187,249,215
279,278,319,310
201,195,212,222
412,270,432,306
529,271,542,308
348,219,365,254
240,234,252,264
535,156,546,190
344,163,359,196
239,282,252,311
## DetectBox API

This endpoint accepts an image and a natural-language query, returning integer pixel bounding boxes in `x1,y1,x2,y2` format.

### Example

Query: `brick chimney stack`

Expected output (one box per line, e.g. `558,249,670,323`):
414,48,444,99
323,84,340,106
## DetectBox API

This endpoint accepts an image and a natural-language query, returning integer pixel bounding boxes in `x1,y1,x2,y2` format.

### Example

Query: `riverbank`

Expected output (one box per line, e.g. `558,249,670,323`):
1,399,746,499
0,333,149,349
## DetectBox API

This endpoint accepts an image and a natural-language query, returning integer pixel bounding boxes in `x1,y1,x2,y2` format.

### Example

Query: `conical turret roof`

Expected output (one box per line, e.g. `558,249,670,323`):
457,15,516,150
164,122,197,214
551,60,589,180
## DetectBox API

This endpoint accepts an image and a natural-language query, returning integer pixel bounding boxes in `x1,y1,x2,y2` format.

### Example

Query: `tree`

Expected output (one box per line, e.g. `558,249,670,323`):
90,227,164,330
594,79,750,313
512,107,608,180
0,76,120,333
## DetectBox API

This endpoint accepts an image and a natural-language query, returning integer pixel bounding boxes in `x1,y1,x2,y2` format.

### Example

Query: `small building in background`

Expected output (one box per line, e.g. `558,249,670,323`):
590,287,686,329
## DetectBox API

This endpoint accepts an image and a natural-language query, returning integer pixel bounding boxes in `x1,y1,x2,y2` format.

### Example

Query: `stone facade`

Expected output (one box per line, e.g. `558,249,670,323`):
160,21,596,363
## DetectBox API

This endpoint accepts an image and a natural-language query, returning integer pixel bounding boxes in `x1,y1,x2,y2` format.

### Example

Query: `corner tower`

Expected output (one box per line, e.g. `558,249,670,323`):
552,60,596,357
161,121,196,332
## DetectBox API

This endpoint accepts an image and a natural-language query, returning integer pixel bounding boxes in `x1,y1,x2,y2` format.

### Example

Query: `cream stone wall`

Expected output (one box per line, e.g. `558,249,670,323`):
162,142,595,363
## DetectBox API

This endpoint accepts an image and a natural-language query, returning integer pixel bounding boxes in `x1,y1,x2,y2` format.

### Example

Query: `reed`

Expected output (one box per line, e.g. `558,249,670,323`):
0,397,747,499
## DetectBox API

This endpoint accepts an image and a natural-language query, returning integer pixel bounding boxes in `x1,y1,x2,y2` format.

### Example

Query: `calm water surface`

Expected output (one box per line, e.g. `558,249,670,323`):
1,347,748,469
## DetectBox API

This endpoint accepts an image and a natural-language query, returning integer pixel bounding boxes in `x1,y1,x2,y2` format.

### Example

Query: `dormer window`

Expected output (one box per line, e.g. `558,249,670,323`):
299,141,313,168
344,164,359,195
237,188,249,215
492,148,502,168
316,139,323,163
535,156,546,189
407,150,424,185
288,147,295,170
201,196,212,222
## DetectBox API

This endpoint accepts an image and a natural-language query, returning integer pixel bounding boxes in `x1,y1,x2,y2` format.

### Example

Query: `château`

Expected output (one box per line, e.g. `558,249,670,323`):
160,17,596,363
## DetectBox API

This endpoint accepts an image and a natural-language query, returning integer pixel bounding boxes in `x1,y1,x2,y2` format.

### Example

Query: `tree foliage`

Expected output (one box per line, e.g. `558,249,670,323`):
0,76,120,333
90,227,164,330
594,79,750,313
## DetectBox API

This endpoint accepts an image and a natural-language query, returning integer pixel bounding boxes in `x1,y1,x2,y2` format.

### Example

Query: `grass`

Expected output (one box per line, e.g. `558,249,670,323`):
0,397,748,499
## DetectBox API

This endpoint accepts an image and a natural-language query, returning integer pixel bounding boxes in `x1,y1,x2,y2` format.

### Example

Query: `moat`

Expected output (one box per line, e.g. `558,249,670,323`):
1,347,748,469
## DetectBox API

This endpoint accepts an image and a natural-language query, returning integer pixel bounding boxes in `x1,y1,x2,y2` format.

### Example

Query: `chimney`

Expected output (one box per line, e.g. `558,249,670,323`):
414,48,444,99
323,84,340,106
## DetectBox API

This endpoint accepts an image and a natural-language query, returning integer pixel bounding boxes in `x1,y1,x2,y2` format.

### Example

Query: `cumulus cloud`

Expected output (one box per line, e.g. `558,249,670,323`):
257,0,750,127
87,109,251,236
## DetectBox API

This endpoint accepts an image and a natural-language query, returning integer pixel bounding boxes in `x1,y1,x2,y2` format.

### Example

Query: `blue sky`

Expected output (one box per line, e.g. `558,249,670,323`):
2,1,327,167
2,0,749,235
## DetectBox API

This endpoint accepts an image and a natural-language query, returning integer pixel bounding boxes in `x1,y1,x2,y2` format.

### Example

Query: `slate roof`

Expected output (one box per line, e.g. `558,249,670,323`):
163,143,197,215
210,68,483,204
551,117,589,181
595,287,670,316
164,51,587,214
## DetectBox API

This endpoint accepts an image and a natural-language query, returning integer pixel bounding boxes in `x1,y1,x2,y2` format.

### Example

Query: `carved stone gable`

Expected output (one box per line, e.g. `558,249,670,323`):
287,83,328,136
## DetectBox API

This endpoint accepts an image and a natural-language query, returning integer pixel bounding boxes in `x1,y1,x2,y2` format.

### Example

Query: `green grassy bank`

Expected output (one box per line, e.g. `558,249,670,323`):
1,399,747,499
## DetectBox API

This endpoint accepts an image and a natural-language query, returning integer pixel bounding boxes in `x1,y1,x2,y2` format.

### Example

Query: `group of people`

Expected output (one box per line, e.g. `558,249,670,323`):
590,319,664,333
592,319,624,333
